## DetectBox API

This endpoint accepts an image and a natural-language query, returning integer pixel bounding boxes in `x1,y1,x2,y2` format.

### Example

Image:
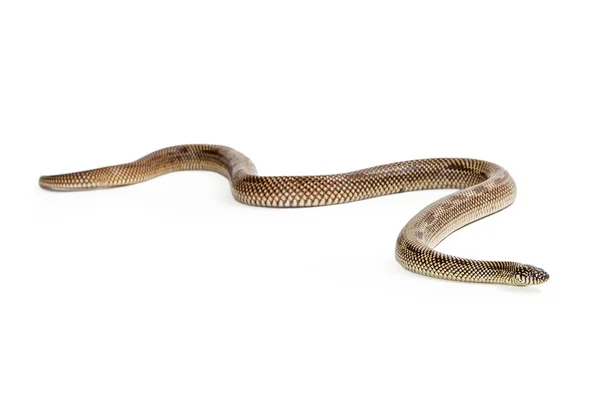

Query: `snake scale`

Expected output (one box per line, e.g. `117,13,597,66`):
39,144,549,285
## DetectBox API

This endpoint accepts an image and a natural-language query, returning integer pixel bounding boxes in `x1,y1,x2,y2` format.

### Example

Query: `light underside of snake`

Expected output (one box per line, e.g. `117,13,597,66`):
39,145,549,286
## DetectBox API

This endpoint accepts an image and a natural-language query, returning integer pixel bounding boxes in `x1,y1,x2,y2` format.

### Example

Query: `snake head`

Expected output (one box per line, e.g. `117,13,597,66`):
510,264,550,286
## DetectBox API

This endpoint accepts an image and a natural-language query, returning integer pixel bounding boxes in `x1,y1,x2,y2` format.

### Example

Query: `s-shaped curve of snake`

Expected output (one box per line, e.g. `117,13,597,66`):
39,145,549,286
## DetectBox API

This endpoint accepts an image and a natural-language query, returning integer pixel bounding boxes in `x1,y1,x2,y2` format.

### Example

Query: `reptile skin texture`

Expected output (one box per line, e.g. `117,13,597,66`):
39,144,549,286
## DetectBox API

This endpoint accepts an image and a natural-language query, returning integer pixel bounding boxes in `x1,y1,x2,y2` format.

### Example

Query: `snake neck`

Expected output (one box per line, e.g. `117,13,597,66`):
395,235,518,285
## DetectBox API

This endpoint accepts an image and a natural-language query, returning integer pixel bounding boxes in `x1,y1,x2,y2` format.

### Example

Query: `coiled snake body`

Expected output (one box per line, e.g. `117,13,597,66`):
39,145,549,286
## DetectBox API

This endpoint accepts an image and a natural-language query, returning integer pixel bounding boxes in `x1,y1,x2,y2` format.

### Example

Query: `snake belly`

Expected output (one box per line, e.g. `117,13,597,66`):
39,144,549,286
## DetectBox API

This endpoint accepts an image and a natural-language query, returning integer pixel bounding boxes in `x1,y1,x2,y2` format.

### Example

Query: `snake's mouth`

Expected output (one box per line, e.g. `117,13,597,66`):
512,264,550,286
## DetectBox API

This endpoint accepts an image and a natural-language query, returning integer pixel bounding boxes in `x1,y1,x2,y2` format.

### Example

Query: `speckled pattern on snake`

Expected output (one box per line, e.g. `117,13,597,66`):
39,144,549,286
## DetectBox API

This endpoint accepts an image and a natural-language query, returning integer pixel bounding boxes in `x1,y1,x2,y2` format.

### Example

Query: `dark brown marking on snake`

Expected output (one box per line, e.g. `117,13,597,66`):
446,164,472,172
424,213,435,224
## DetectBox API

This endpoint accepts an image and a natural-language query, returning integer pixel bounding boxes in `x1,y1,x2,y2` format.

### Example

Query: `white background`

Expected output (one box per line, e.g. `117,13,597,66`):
1,1,599,399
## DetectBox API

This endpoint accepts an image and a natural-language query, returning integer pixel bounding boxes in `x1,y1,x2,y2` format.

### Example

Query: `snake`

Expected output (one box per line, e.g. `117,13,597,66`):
39,144,549,286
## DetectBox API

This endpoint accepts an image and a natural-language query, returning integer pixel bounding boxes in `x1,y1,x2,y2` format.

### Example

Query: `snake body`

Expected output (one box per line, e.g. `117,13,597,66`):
39,145,549,285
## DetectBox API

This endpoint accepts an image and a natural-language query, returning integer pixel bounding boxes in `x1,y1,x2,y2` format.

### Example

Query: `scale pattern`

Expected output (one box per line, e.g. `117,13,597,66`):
39,144,549,286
